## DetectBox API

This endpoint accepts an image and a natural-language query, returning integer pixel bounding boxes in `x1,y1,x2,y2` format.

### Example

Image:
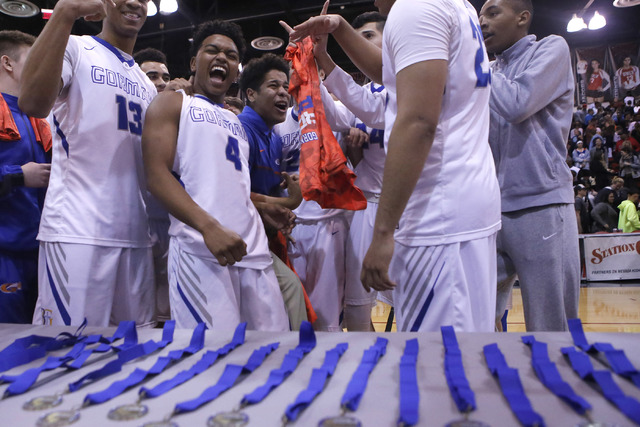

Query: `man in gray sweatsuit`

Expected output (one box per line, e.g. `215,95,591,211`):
479,0,579,331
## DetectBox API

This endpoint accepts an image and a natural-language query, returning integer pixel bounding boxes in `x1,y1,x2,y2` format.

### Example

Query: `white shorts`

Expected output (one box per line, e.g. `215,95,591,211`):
289,216,348,331
344,202,378,306
150,218,171,322
169,239,288,332
33,242,155,327
389,234,497,332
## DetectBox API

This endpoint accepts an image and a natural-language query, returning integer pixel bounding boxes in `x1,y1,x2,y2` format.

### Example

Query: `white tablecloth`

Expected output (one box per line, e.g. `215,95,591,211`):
0,324,639,426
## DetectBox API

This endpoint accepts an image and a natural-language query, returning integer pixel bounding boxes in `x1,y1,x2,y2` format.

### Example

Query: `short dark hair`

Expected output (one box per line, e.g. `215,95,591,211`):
133,47,167,66
628,188,640,196
0,30,35,60
224,96,245,111
351,11,386,32
191,20,246,61
509,0,533,15
238,53,289,100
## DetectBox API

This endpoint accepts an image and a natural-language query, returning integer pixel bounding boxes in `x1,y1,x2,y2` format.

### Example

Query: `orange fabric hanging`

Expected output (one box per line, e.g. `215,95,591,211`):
284,37,366,211
0,94,52,151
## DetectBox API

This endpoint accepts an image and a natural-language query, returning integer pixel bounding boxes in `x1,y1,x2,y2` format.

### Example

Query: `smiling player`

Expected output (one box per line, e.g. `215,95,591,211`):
19,0,157,327
142,20,289,331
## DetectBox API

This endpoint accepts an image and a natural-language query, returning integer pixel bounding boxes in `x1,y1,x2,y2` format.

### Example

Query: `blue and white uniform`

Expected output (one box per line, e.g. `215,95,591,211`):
169,92,288,331
382,0,501,332
33,35,156,327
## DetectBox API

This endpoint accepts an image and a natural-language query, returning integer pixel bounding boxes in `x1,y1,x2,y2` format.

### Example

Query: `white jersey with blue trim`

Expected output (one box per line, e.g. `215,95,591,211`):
38,35,156,248
382,0,501,246
170,92,272,269
322,70,387,195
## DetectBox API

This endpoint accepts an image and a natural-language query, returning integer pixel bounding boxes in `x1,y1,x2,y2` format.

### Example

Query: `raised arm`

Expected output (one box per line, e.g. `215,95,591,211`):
361,59,447,291
18,0,111,117
142,91,246,266
490,37,574,124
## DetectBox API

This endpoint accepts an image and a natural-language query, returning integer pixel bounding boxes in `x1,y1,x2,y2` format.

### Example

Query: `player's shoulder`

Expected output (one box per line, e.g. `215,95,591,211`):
536,35,570,53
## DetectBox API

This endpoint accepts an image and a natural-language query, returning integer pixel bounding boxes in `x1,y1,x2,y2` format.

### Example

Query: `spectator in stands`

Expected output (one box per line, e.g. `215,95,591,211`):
574,184,591,234
572,141,589,169
590,136,607,167
619,141,640,189
617,188,640,232
591,189,618,232
590,151,612,190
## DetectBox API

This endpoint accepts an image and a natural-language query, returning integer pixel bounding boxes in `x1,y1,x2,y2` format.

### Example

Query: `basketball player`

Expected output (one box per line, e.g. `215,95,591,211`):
313,11,390,331
286,0,501,332
142,20,288,331
19,0,157,327
134,47,171,93
479,0,579,331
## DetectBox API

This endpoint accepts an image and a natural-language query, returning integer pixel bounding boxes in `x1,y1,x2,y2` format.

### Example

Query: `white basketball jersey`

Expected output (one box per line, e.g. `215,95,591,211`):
382,0,501,246
38,35,156,247
170,93,271,269
323,69,387,195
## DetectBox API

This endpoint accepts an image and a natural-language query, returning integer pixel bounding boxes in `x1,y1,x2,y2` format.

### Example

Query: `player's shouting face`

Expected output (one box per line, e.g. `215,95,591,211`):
191,34,240,104
246,69,290,129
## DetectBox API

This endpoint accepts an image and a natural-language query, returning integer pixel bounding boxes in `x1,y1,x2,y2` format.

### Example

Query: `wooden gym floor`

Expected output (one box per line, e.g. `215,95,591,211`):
370,282,640,332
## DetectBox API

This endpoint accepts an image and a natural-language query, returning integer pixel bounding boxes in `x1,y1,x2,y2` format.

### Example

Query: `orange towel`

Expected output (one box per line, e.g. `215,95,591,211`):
284,38,367,211
0,94,52,152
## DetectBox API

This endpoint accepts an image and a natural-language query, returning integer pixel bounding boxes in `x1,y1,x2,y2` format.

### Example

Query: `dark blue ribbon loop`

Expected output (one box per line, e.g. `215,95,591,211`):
241,321,316,405
341,337,388,412
562,346,640,424
284,342,348,422
139,323,247,400
568,318,640,389
398,338,419,426
172,341,279,415
484,343,545,427
441,326,476,414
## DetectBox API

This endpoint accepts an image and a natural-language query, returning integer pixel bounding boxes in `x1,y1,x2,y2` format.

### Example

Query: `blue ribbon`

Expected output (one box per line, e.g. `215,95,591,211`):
76,321,175,404
398,338,419,426
139,322,246,399
483,343,545,427
441,326,476,414
341,337,388,412
81,322,205,405
568,318,640,389
284,342,348,422
0,320,89,373
1,321,137,396
562,346,640,424
241,321,316,405
172,341,279,415
521,335,591,415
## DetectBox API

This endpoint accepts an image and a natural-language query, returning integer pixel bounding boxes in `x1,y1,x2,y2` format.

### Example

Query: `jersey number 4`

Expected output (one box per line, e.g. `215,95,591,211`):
469,17,491,88
116,95,143,135
225,136,242,171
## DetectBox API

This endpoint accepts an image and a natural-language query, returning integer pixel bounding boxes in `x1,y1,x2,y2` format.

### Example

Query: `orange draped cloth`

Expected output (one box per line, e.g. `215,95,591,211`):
0,94,52,152
284,38,366,211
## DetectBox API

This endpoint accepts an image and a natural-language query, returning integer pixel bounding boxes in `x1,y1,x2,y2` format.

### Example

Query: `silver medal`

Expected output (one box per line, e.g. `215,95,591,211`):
207,411,249,427
36,410,80,427
318,415,362,427
445,420,491,427
23,394,64,411
141,422,179,427
107,403,149,421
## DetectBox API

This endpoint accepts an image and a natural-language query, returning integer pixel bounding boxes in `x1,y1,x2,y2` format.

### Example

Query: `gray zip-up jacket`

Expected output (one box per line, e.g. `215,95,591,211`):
489,34,575,212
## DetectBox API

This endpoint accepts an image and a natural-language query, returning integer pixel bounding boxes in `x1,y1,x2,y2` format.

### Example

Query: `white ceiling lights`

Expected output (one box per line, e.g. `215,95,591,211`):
159,0,178,15
147,1,157,17
587,11,607,29
613,0,640,7
567,14,587,32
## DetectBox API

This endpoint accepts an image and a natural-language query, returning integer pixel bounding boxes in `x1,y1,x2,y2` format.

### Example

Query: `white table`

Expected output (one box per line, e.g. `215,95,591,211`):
1,324,639,426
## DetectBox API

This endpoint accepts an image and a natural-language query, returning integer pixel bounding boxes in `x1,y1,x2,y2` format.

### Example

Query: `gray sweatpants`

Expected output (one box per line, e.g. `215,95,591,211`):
495,203,580,331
